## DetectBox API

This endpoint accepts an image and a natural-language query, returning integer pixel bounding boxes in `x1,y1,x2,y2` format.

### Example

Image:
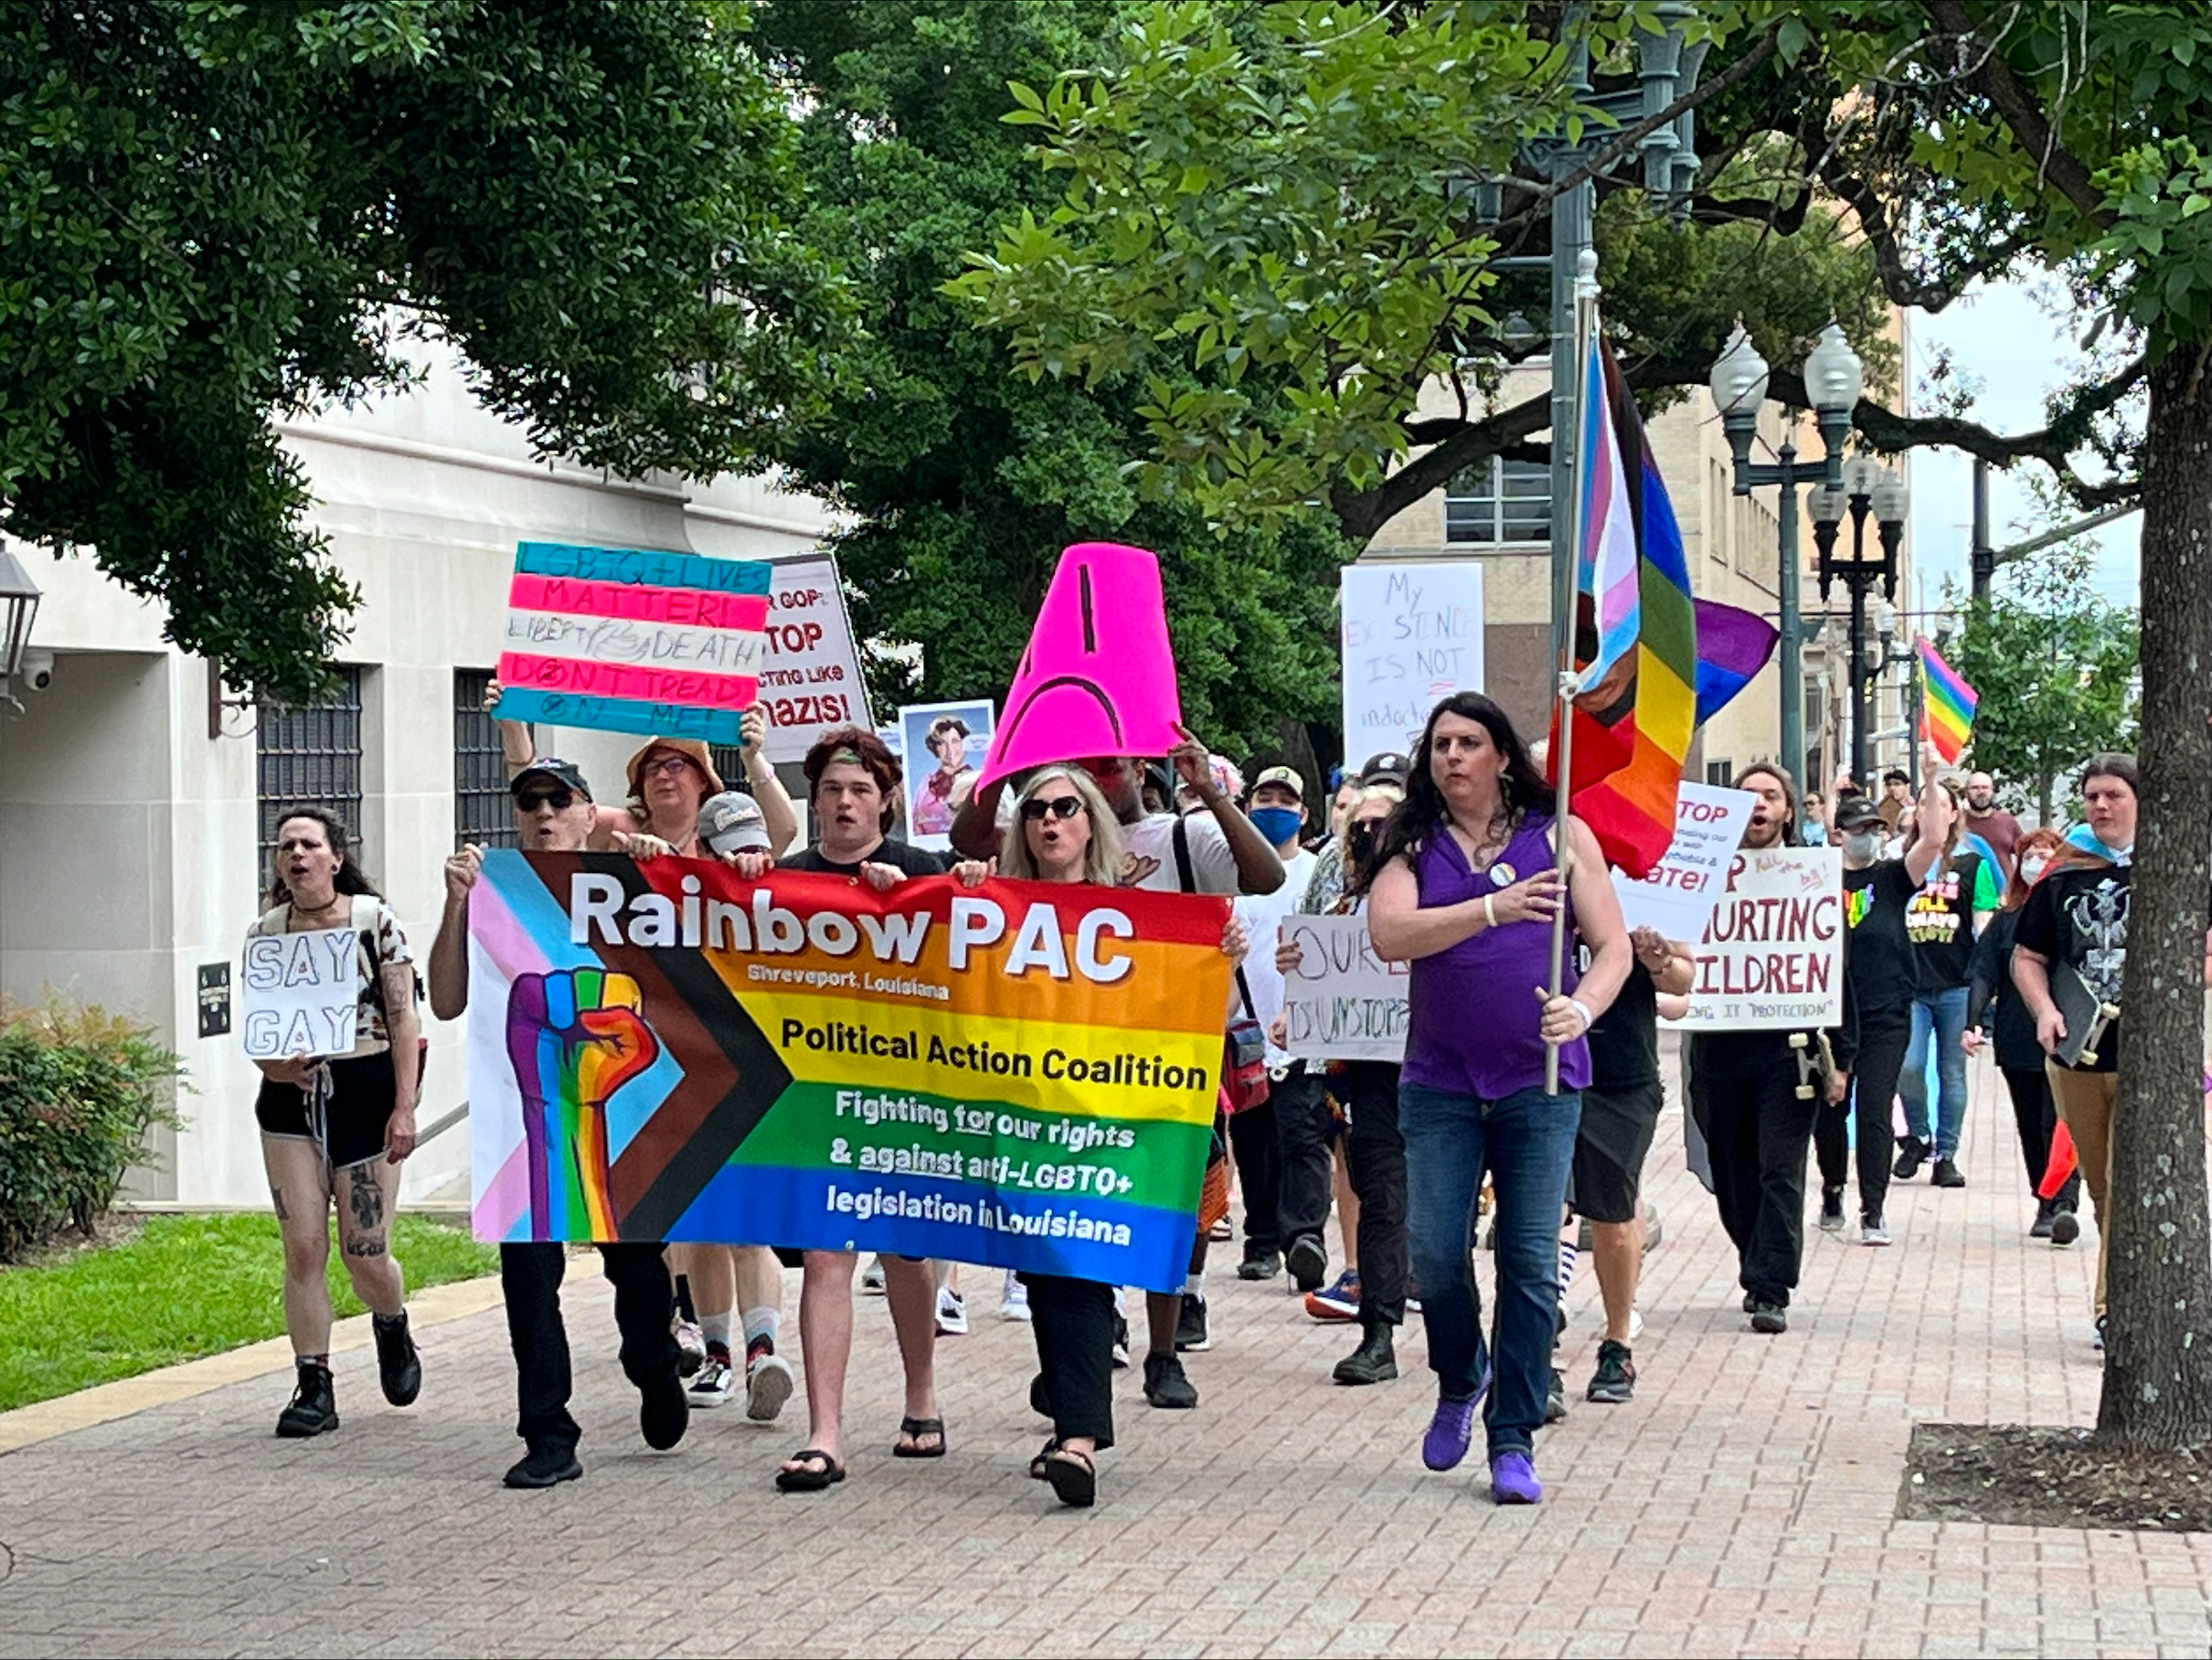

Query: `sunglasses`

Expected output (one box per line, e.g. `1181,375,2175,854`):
517,789,577,812
1021,794,1085,822
643,754,697,779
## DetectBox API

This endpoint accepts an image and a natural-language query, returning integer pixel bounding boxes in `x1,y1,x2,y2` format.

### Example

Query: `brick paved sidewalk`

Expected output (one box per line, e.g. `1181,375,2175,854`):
2,1053,2207,1658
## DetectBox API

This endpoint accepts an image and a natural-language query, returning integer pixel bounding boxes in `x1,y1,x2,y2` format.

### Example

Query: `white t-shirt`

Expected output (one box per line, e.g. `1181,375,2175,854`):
1233,846,1318,1067
1119,811,1242,894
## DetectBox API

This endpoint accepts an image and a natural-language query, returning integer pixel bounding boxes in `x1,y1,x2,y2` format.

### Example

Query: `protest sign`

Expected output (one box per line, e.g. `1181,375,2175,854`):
759,555,872,763
978,543,1184,788
495,542,770,744
1280,913,1410,1063
466,853,1231,1292
1341,562,1485,757
240,927,360,1059
1664,846,1845,1031
1610,783,1758,942
899,699,995,851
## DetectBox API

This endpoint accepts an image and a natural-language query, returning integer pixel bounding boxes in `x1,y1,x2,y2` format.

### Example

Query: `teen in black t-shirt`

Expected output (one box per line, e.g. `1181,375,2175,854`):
781,839,947,879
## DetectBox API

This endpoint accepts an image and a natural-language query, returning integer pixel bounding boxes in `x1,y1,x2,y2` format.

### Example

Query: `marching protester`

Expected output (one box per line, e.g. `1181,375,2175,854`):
1896,777,1997,1190
247,809,423,1439
1271,777,1411,1384
1964,827,2082,1242
952,725,1283,1410
1800,790,1830,846
1877,769,1912,830
1818,777,1947,1243
1688,765,1856,1331
426,760,689,1487
1963,770,2024,882
997,763,1250,1507
728,726,976,1488
1366,693,1632,1506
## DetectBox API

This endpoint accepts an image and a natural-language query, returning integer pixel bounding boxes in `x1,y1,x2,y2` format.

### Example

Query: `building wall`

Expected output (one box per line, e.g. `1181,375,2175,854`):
0,350,836,1207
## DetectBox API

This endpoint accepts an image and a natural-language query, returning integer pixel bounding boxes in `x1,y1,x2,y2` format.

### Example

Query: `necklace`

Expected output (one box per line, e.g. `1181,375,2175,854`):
288,895,346,926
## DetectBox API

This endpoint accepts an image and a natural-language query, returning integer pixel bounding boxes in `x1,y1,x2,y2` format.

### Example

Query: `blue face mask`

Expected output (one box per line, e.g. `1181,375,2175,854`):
1249,805,1303,847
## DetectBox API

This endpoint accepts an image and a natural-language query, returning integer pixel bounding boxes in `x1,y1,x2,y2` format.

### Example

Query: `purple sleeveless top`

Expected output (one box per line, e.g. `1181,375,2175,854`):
1401,812,1590,1100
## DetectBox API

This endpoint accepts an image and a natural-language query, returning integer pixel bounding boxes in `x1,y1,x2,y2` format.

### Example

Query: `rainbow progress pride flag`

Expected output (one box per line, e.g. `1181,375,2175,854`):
467,853,1233,1293
1917,636,1978,764
495,542,771,745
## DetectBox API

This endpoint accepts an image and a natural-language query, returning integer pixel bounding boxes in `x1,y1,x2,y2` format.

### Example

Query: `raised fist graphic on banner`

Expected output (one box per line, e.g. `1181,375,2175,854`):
505,968,661,1240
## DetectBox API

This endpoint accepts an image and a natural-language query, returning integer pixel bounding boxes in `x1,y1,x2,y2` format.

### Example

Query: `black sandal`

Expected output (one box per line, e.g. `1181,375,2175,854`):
1028,1436,1060,1481
774,1448,846,1492
1043,1445,1097,1508
892,1416,947,1459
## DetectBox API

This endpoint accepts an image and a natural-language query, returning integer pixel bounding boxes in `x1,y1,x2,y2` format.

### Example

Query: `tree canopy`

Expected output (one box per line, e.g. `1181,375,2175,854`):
1,0,845,701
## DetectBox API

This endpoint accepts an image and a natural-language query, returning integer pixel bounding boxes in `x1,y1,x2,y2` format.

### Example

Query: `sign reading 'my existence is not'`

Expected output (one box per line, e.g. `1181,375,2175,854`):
466,854,1232,1293
1340,563,1485,758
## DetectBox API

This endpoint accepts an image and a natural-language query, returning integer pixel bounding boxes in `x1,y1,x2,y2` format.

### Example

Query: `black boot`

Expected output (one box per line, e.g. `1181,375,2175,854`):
277,1360,339,1438
373,1310,421,1407
1332,1320,1398,1386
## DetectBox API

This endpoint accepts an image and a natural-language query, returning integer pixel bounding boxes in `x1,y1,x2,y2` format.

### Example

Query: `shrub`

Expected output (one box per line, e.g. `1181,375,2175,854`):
0,999,182,1261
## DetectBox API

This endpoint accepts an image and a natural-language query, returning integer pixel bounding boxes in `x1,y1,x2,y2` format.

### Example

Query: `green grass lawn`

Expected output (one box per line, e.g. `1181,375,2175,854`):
0,1213,499,1412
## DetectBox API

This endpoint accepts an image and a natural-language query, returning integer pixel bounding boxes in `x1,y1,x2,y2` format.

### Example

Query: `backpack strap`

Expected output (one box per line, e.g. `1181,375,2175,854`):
351,894,391,1025
1172,814,1196,894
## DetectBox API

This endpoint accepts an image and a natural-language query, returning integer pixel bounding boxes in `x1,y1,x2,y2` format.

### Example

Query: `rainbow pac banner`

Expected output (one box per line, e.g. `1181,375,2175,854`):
1917,635,1978,764
495,542,771,745
466,853,1232,1293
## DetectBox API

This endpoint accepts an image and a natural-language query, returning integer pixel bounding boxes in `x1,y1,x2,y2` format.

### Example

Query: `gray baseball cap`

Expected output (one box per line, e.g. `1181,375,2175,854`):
699,791,773,856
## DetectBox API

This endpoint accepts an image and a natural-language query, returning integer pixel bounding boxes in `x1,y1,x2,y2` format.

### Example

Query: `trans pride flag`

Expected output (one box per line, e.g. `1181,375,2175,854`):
1557,335,1698,879
1918,636,1977,763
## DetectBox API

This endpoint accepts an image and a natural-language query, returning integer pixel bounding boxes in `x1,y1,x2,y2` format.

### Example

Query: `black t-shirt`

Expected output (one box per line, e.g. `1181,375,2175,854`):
2016,860,2131,1072
1581,955,1657,1091
1904,851,1992,993
780,838,948,878
1845,860,1920,1013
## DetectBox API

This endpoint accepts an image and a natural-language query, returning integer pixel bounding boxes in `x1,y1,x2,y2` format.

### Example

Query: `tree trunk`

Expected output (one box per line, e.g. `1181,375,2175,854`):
2097,343,2212,1450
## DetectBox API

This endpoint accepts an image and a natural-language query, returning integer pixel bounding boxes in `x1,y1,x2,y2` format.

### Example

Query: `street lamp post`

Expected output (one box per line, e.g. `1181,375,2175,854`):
1808,458,1911,785
1708,320,1862,784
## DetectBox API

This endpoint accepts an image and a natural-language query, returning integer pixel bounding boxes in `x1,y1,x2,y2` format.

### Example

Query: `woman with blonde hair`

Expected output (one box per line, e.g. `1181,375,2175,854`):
1896,777,2000,1188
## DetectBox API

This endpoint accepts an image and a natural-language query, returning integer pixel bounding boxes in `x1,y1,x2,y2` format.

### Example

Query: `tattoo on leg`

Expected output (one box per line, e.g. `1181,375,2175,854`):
271,1186,290,1222
347,1163,384,1233
345,1236,388,1258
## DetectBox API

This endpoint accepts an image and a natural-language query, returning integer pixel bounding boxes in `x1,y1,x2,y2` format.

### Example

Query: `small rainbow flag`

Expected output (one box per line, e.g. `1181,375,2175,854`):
1918,636,1977,763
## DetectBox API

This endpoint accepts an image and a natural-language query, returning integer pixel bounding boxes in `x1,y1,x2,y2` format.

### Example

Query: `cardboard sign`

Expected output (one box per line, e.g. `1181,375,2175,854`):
899,699,996,851
758,555,872,762
1340,562,1485,759
495,543,771,744
1611,784,1758,943
978,543,1184,789
240,927,360,1059
466,854,1232,1293
1664,846,1845,1031
1280,913,1410,1063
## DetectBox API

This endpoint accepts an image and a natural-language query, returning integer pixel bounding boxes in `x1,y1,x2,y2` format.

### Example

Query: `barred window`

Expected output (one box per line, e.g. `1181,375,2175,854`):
257,665,364,882
709,743,747,797
1444,457,1552,545
455,669,520,850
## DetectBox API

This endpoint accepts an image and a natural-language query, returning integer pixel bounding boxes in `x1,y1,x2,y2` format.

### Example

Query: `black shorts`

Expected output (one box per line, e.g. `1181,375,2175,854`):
1569,1079,1663,1225
255,1048,397,1170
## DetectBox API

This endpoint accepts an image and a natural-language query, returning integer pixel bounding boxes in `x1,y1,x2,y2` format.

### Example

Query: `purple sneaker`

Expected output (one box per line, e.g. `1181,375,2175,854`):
1420,1367,1490,1472
1490,1450,1542,1506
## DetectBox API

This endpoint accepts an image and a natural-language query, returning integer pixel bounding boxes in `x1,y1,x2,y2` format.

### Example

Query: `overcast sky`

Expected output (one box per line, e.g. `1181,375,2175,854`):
1905,279,2141,615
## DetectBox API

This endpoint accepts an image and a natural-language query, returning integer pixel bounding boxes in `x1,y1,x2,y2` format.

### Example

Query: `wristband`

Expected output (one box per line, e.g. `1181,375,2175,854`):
1569,997,1594,1033
1483,894,1498,929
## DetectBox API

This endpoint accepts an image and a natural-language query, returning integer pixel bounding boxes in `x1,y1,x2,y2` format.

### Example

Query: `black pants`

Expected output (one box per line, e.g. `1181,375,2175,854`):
501,1240,677,1453
1690,1032,1819,1305
1024,1273,1115,1450
1337,1061,1407,1326
2003,1065,2083,1208
1271,1069,1336,1251
1815,1004,1910,1221
1227,1093,1282,1257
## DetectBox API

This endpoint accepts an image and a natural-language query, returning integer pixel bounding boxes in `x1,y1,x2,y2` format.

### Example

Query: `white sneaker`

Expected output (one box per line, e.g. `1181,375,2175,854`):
744,1349,793,1422
687,1354,736,1407
1861,1218,1892,1247
935,1286,969,1336
672,1318,706,1378
1000,1270,1032,1322
861,1255,887,1294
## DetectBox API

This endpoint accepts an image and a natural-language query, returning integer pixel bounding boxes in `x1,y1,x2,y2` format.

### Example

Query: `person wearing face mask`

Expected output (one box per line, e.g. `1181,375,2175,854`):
1686,765,1858,1333
1224,767,1329,1290
1820,779,1947,1245
1963,828,2082,1244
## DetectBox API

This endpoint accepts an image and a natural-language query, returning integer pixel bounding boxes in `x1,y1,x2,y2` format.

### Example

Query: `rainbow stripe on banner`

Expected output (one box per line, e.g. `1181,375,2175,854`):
495,542,771,744
1917,635,1977,763
466,854,1233,1293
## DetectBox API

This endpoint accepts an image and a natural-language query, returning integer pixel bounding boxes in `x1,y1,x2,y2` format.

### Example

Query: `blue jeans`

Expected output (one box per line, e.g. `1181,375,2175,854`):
1400,1082,1580,1458
1899,986,1971,1157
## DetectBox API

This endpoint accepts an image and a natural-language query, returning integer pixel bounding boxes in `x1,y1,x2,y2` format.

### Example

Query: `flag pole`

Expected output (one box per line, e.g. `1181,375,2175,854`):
1547,249,1601,1096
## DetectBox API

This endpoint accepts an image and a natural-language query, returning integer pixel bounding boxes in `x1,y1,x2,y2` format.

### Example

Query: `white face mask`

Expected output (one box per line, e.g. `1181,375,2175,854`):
2020,856,2049,884
1844,831,1885,862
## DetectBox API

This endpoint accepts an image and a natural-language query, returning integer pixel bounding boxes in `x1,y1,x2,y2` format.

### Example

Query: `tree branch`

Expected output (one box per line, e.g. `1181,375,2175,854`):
1922,0,2115,229
1332,391,1553,541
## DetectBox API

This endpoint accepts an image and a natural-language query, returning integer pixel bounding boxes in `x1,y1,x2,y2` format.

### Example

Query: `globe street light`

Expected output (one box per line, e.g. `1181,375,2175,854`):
1811,460,1912,783
1711,319,1863,784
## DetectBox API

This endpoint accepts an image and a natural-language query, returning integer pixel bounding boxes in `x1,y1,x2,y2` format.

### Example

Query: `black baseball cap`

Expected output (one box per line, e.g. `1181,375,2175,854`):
1358,751,1412,787
1834,794,1884,832
512,759,593,802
